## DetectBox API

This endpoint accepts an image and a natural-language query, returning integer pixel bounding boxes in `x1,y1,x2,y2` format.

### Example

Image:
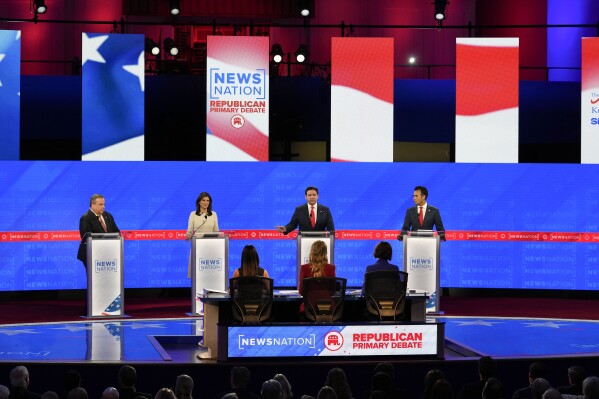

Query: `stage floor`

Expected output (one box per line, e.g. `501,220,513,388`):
1,316,598,363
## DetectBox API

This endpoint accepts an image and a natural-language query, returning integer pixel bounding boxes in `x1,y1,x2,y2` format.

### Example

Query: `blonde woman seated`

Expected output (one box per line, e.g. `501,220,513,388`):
232,245,270,278
298,240,336,295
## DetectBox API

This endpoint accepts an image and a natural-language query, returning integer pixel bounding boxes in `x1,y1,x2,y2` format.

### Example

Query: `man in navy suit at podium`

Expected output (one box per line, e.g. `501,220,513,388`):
399,186,445,241
277,186,335,235
77,194,120,267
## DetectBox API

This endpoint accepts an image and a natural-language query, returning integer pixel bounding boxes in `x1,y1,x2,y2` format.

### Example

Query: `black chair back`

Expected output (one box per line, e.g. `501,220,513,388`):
302,277,347,322
229,276,273,324
363,270,408,320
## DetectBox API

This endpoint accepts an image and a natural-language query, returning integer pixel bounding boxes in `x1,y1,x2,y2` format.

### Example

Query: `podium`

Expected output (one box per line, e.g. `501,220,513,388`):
402,230,441,313
296,231,334,290
86,233,125,318
191,233,229,315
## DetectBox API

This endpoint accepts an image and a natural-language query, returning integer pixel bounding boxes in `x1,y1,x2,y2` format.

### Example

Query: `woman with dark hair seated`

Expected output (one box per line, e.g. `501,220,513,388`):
232,245,269,278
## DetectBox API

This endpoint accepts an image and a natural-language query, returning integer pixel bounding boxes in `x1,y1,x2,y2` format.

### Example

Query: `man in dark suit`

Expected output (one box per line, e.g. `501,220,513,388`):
77,194,120,267
277,186,335,235
399,185,445,240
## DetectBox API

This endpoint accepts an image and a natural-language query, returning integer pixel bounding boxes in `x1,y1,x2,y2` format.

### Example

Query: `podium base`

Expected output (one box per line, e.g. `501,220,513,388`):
80,314,131,320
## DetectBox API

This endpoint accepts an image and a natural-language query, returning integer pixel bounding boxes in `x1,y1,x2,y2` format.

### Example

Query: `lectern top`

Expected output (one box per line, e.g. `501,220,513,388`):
89,232,121,238
299,231,330,237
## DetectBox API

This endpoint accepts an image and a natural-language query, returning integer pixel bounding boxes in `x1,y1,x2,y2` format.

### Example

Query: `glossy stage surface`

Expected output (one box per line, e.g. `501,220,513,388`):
1,316,598,363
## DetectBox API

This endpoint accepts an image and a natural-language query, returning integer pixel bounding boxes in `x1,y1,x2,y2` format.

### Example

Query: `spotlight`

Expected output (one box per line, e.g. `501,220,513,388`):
408,56,416,64
164,38,178,56
145,38,160,56
434,0,447,21
271,44,284,64
33,0,47,14
169,0,180,16
295,44,309,63
299,0,310,17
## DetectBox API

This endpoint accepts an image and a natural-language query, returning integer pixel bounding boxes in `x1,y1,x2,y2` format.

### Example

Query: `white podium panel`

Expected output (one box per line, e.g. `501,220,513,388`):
296,232,334,290
191,234,229,315
403,233,440,313
87,233,124,317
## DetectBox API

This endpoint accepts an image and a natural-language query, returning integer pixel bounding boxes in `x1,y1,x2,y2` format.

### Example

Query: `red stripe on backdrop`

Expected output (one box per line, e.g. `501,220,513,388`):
331,38,394,103
207,114,269,161
2,230,599,243
456,43,519,116
582,38,599,91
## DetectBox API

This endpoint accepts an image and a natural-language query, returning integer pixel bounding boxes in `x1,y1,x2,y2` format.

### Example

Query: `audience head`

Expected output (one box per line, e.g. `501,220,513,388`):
195,192,213,216
542,389,562,399
373,242,393,261
154,389,176,399
372,372,392,392
118,366,138,388
529,363,549,383
423,369,445,399
66,387,88,399
230,367,251,390
479,356,497,380
240,245,260,277
482,378,504,399
532,378,552,399
41,392,59,399
431,379,453,399
316,387,337,399
175,375,193,399
261,380,282,399
0,385,9,399
273,374,292,399
583,376,599,399
568,366,587,387
220,394,238,399
325,368,352,399
102,387,120,399
309,240,329,276
10,366,30,389
373,363,395,379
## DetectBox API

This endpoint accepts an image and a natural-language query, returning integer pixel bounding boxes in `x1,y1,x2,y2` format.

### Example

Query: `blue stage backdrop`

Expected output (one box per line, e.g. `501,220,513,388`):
0,161,597,291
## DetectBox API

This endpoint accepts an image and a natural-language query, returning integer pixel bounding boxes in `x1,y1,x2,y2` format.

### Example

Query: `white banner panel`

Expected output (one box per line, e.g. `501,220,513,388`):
404,235,439,312
581,37,599,163
331,38,394,162
206,36,269,161
88,236,123,316
456,38,519,163
192,236,228,314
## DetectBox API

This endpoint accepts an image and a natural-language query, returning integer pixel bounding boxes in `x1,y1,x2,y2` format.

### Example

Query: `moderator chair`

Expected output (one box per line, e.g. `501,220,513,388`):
363,270,408,321
302,277,347,322
229,276,274,324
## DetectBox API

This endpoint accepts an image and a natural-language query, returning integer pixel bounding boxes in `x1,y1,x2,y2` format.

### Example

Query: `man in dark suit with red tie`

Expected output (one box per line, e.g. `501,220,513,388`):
277,186,335,235
399,186,445,240
77,194,120,267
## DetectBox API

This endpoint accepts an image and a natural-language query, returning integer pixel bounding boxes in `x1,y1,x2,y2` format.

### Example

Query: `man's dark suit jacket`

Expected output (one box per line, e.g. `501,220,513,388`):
77,209,120,266
283,203,334,234
400,204,445,240
9,387,41,399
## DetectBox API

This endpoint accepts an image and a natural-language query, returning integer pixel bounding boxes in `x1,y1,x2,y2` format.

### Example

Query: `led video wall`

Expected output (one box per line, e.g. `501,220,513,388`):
0,161,597,291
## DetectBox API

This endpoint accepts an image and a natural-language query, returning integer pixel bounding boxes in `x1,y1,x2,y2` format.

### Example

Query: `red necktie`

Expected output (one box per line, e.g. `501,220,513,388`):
418,206,424,227
310,206,315,228
99,215,108,232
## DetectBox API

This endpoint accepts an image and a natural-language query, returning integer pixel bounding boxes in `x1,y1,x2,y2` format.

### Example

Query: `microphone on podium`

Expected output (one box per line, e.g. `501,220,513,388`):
187,215,208,240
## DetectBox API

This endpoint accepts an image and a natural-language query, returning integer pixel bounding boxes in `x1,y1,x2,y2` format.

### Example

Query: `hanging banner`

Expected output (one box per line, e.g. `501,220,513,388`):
206,36,269,161
331,38,394,162
581,37,599,163
456,38,519,163
82,33,144,160
0,30,21,160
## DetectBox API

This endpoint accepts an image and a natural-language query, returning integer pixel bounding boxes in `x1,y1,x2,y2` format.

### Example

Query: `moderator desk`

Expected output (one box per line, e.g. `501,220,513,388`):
200,290,429,359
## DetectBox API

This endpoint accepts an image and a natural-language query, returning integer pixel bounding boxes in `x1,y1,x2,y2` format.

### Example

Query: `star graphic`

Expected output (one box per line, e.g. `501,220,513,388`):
0,329,40,336
122,51,145,92
124,323,166,330
82,33,109,65
51,325,94,332
523,321,568,329
454,320,503,327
